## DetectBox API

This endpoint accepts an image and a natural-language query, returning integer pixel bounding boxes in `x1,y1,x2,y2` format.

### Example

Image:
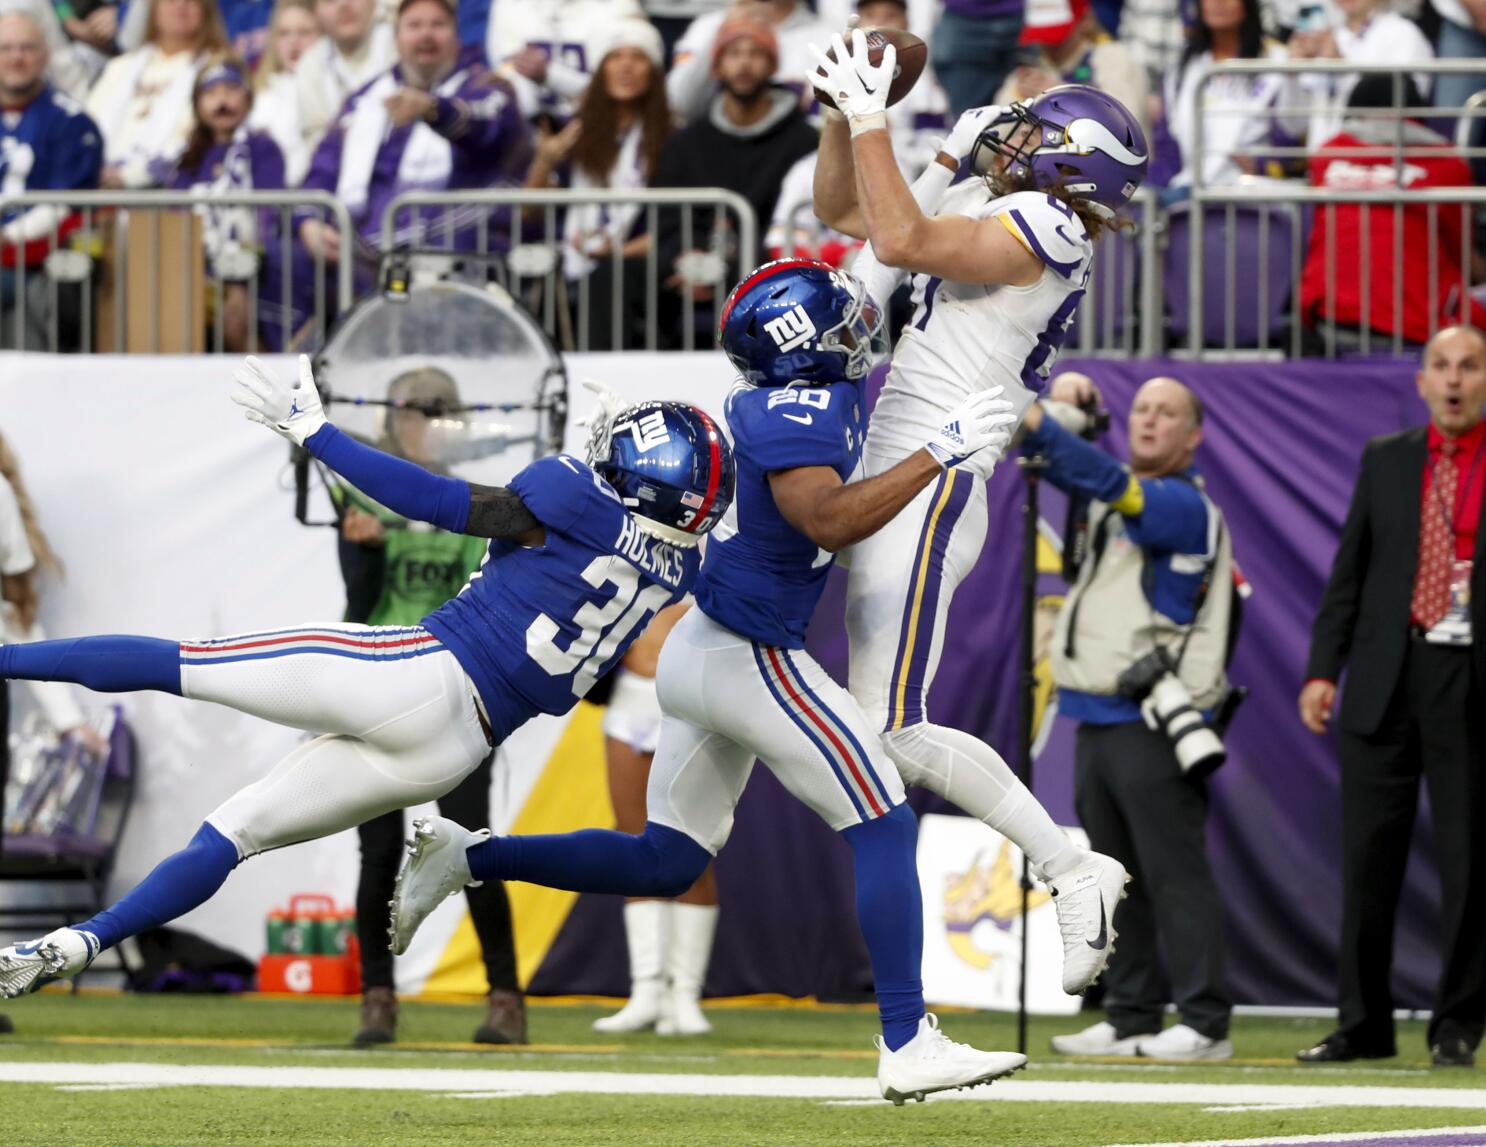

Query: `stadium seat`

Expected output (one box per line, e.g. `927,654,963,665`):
0,714,138,987
1163,201,1308,350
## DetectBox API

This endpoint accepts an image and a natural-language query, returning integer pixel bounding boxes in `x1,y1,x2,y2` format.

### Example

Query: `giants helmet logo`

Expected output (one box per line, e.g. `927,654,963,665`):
763,305,817,353
617,409,672,453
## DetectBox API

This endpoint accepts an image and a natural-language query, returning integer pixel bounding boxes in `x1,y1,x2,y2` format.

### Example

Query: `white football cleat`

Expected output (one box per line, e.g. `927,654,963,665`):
1050,1020,1147,1057
0,928,100,998
389,816,490,956
593,977,667,1034
1045,851,1129,995
876,1014,1026,1105
1137,1023,1233,1061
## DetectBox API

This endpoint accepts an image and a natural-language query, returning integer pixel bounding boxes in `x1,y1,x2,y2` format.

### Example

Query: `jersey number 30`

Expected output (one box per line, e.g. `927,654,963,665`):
525,557,673,698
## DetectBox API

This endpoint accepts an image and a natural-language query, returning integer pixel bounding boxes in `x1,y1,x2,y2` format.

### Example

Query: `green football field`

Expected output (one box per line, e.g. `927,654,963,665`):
1,992,1483,1146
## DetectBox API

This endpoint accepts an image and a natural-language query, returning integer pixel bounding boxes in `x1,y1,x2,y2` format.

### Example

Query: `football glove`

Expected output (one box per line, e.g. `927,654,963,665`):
808,30,894,133
924,387,1017,469
942,104,1012,164
232,354,328,447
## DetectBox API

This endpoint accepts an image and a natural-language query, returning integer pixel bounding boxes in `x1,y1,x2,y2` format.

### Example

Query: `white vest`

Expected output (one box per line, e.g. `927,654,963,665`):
1052,485,1233,709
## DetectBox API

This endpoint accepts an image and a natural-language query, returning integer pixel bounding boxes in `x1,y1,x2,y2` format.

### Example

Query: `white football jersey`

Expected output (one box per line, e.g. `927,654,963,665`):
867,185,1094,477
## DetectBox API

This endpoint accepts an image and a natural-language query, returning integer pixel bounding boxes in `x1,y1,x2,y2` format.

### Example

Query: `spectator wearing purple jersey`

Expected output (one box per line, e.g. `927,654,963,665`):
931,0,1026,116
292,0,529,333
169,56,288,350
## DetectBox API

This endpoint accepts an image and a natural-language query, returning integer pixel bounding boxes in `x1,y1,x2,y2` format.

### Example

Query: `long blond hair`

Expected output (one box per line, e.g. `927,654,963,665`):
0,432,62,576
255,0,317,90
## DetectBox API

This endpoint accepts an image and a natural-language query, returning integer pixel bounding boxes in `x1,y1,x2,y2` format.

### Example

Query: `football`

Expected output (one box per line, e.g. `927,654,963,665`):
814,27,928,111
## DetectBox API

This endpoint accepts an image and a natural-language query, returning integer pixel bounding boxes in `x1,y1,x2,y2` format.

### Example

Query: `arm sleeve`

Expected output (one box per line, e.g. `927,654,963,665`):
305,424,472,534
465,484,543,539
1304,442,1373,681
1022,415,1133,504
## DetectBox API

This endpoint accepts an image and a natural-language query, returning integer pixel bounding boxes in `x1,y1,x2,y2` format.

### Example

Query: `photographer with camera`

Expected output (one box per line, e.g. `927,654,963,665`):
1024,372,1238,1061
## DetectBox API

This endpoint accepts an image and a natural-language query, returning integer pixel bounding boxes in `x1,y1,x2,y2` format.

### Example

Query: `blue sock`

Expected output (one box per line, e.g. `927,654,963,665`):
0,635,182,695
842,804,926,1052
467,820,709,900
76,823,241,950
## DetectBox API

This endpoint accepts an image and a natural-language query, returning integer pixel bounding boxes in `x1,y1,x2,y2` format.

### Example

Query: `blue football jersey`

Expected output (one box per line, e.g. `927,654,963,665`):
695,381,865,648
422,455,698,738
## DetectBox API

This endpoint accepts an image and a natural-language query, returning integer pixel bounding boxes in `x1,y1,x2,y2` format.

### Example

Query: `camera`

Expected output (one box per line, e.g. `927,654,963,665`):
1115,648,1227,778
1078,397,1110,440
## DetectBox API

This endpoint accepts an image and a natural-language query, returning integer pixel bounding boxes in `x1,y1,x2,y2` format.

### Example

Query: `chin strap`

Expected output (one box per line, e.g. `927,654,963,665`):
635,517,701,548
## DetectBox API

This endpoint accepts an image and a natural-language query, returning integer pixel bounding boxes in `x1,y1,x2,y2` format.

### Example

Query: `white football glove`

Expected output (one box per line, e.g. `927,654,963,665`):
808,30,894,130
941,103,1012,164
575,378,627,431
924,386,1018,469
231,354,327,447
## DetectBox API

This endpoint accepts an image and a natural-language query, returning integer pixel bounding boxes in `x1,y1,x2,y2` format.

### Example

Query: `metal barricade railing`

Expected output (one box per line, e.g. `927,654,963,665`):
378,188,758,353
0,190,355,355
1187,60,1486,357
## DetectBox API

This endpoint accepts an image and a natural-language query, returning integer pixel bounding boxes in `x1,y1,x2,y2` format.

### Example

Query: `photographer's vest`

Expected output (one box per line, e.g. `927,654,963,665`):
1052,484,1234,710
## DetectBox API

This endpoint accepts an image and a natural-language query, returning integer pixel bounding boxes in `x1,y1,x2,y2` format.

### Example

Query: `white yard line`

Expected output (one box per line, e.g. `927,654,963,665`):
2,1062,1486,1109
1105,1126,1486,1147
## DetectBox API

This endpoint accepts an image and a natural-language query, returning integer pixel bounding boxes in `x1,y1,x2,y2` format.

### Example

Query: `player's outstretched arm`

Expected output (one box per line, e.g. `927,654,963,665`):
814,111,865,239
769,388,1016,551
231,356,543,542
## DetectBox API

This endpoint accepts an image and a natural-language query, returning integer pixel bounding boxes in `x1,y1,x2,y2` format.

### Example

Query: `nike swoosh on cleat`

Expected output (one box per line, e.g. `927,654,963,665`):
1087,901,1108,951
12,943,43,956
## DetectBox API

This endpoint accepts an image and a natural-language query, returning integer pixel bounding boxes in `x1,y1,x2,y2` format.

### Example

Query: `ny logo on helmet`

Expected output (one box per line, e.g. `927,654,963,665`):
617,409,672,453
763,305,817,353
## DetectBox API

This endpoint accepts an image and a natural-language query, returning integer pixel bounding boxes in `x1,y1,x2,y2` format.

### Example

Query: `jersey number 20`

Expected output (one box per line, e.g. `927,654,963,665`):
525,557,673,698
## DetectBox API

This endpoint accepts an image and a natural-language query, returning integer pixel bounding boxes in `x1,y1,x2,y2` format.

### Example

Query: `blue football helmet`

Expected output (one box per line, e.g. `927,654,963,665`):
587,400,736,547
718,258,885,387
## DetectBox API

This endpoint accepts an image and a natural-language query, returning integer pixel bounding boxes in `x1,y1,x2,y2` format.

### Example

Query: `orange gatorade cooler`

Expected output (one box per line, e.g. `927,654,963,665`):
257,894,361,996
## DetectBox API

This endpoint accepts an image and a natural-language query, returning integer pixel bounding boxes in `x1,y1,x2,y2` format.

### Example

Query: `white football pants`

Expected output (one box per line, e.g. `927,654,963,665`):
180,623,491,857
646,608,906,854
846,452,1050,845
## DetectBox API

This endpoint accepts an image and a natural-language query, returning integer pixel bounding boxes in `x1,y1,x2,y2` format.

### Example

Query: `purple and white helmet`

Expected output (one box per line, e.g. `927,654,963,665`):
971,84,1149,220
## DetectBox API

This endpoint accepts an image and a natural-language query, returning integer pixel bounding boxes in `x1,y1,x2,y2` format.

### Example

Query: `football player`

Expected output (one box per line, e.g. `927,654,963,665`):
0,358,733,997
811,37,1150,996
390,260,1027,1104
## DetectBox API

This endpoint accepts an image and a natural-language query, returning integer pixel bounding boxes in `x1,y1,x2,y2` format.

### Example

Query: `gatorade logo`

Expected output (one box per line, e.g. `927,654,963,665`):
285,959,314,993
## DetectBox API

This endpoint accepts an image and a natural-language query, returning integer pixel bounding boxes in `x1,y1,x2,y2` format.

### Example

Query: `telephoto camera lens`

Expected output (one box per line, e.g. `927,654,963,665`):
1144,675,1227,778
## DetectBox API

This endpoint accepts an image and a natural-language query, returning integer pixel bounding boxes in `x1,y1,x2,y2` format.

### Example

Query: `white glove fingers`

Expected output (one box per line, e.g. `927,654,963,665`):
878,42,896,75
849,27,867,59
296,354,316,391
831,31,850,61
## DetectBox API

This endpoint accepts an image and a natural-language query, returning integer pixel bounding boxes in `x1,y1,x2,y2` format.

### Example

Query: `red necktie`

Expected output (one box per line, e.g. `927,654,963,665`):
1411,440,1459,630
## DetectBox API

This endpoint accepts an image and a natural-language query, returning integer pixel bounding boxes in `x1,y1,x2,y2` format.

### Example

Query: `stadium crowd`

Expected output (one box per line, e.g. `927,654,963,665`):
0,0,1484,350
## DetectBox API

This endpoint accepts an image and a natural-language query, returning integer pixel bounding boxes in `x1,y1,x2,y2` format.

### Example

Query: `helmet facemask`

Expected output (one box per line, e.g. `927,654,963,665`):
815,278,887,382
971,102,1118,221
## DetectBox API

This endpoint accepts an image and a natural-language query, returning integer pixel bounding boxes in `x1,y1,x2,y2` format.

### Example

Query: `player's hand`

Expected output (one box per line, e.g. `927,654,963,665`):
1298,679,1336,735
942,104,1011,163
924,386,1018,469
232,354,328,447
808,30,893,127
1048,370,1100,407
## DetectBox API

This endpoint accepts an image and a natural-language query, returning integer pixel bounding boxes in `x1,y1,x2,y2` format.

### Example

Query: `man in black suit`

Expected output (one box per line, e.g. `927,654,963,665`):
1298,325,1486,1068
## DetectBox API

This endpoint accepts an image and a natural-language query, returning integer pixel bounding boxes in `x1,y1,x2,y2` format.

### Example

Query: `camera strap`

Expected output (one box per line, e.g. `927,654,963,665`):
1148,488,1226,677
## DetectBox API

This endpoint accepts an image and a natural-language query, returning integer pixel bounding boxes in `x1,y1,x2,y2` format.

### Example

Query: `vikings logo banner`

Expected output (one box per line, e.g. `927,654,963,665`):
917,814,1087,1013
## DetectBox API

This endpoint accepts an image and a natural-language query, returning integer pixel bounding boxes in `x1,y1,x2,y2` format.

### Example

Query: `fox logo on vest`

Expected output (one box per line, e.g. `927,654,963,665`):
617,409,672,453
763,305,817,353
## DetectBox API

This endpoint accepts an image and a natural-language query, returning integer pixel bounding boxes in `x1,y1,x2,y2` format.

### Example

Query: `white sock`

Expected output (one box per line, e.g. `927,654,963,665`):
885,722,1080,876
